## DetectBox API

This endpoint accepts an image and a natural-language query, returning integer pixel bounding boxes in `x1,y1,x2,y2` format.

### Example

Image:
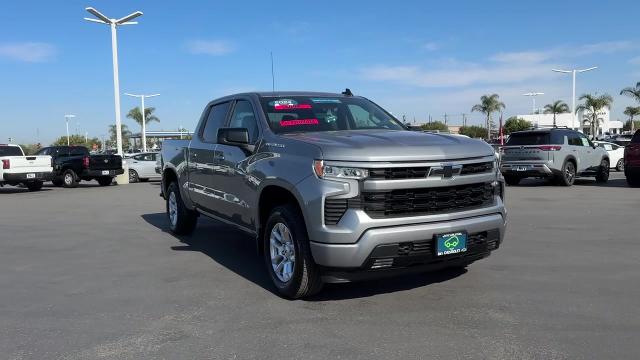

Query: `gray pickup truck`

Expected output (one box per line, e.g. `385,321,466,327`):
161,91,506,298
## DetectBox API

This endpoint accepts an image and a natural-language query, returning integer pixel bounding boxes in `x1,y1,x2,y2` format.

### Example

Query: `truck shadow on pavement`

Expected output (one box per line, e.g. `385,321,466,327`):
141,212,466,301
0,187,52,194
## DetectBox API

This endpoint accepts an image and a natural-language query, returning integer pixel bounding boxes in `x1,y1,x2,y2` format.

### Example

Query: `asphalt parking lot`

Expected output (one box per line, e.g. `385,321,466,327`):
1,173,639,360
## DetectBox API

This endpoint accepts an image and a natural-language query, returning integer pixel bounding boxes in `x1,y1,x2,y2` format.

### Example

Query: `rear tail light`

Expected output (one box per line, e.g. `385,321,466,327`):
82,156,89,168
2,159,9,169
537,145,562,151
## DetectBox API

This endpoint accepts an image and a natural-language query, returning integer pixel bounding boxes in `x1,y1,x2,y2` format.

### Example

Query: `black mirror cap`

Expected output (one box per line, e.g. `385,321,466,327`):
218,127,250,145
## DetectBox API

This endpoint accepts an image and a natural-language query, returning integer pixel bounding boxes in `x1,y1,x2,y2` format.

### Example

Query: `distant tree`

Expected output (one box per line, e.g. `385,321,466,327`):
543,100,570,127
471,94,505,139
623,106,640,132
107,124,132,150
620,82,640,133
126,107,160,127
420,121,448,131
503,117,532,135
19,143,40,155
52,135,101,149
576,93,613,138
458,125,488,138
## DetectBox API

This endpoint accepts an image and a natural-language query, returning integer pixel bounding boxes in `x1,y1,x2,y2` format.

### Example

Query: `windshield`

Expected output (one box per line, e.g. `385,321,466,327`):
0,146,23,156
259,96,405,134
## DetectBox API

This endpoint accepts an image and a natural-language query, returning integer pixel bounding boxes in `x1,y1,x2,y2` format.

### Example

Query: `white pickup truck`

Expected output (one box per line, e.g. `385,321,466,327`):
0,144,53,192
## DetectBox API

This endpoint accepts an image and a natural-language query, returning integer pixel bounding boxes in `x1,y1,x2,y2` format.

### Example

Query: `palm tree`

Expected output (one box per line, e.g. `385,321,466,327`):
471,94,506,139
126,107,160,128
623,106,640,131
543,100,570,127
620,82,640,133
575,93,613,138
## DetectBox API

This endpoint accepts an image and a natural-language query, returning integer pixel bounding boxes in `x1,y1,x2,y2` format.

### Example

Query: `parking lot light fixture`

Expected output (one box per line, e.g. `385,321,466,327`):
84,7,143,155
64,114,76,146
125,93,160,152
552,67,598,130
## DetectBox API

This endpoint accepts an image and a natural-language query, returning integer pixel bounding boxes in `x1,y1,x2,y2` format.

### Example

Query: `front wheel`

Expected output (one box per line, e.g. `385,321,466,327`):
595,159,609,183
166,182,198,235
129,169,139,183
97,177,113,186
263,204,323,299
25,181,43,192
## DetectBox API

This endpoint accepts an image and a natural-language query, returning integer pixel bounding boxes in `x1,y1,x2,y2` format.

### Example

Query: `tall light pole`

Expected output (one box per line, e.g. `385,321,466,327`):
84,7,143,155
552,67,597,130
64,114,76,146
125,93,160,152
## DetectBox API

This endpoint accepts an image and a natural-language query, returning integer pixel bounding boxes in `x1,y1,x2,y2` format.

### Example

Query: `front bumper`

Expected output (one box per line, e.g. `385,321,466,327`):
2,171,52,182
310,212,505,270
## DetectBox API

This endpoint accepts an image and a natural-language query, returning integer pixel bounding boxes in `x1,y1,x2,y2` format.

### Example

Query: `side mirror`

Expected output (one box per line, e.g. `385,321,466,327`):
218,128,254,152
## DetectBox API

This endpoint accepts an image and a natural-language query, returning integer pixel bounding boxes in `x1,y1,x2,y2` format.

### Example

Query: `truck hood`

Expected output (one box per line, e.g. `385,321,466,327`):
283,130,495,162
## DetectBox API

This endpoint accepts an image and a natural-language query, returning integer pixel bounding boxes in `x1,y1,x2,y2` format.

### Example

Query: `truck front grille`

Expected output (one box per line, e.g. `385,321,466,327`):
460,162,493,175
366,161,493,180
359,182,494,218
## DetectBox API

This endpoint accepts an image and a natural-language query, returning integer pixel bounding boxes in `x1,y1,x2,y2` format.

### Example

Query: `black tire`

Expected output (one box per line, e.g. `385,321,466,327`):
51,177,63,187
557,160,576,186
595,159,610,183
129,169,139,183
626,172,640,188
166,181,197,235
616,159,624,172
25,181,43,192
504,175,520,186
97,177,113,186
263,204,323,299
62,169,78,188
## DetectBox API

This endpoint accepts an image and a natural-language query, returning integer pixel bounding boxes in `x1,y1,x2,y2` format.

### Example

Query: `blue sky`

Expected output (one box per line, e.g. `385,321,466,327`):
2,0,640,144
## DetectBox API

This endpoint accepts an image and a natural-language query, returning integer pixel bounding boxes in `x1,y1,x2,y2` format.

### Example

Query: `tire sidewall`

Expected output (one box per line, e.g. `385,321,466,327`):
561,160,576,186
263,206,307,297
166,183,180,233
63,169,77,188
129,169,139,183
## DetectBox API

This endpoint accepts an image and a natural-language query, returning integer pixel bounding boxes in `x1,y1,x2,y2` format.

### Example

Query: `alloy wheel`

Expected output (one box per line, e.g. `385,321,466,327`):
269,222,296,283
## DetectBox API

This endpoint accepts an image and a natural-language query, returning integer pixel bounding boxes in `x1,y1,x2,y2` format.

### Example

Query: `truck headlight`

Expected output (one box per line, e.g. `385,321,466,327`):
313,160,369,180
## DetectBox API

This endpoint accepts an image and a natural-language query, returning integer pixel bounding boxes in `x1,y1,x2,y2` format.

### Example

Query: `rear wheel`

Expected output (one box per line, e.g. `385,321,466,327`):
595,159,609,183
557,160,576,186
263,204,323,299
504,175,520,186
62,169,78,188
616,159,624,172
129,169,139,183
25,181,43,192
97,177,113,186
166,181,197,235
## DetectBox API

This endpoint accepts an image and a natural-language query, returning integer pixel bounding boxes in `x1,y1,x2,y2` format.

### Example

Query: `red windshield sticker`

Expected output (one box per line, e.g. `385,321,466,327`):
274,103,312,110
280,118,319,127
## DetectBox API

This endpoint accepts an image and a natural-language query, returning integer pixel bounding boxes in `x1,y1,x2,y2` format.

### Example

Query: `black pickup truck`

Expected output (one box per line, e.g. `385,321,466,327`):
36,146,124,187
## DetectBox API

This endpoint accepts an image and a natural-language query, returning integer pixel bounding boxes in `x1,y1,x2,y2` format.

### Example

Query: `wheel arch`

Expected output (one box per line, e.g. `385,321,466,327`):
256,184,307,255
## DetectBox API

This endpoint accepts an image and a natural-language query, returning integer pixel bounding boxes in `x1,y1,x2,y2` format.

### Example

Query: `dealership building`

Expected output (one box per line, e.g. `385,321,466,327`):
517,108,623,136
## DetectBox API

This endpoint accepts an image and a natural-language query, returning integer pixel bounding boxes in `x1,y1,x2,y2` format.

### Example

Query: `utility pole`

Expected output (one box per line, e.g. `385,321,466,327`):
444,113,448,125
64,114,76,146
462,113,467,127
125,93,160,152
